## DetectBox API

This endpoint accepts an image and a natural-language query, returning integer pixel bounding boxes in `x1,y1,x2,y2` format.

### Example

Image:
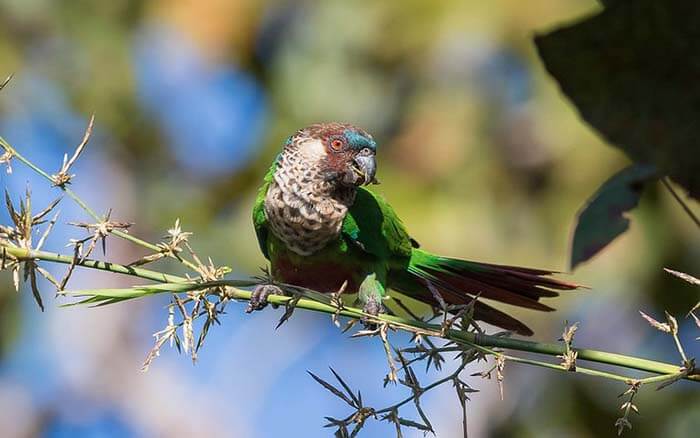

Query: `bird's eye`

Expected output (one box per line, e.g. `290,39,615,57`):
360,147,372,156
330,139,344,151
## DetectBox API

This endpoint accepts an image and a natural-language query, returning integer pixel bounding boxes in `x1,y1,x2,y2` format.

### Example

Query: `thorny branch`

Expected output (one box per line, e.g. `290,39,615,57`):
69,208,133,262
0,77,698,436
615,380,640,436
1,187,62,310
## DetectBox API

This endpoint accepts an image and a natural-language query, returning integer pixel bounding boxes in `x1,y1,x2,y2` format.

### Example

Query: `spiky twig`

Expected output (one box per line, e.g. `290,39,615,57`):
558,321,579,371
51,114,94,187
615,381,640,436
69,208,133,261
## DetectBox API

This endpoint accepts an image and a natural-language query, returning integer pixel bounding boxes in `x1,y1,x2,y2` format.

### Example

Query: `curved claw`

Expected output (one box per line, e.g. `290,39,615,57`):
246,284,283,313
360,295,385,328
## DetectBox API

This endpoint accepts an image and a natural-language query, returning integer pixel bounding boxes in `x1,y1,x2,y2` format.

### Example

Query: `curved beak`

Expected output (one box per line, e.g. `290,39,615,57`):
353,155,377,185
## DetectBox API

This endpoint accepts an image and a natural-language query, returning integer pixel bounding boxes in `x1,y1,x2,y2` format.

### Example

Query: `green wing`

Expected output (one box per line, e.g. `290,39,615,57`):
253,161,278,259
342,188,416,260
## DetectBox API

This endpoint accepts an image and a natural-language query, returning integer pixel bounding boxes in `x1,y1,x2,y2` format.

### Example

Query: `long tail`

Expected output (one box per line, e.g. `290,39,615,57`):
388,249,580,336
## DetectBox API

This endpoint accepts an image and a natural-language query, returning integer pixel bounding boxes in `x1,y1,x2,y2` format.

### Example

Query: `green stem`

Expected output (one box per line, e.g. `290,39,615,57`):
4,244,696,383
3,245,184,283
502,355,632,382
638,371,685,385
468,333,685,377
671,330,690,365
467,342,634,383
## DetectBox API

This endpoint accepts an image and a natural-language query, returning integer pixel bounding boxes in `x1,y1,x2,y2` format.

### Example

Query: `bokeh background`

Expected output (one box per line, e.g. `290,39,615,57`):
0,1,698,437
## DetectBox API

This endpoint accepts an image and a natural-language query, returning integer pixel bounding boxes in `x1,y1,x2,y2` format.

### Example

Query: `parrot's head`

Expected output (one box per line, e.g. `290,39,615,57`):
285,122,378,188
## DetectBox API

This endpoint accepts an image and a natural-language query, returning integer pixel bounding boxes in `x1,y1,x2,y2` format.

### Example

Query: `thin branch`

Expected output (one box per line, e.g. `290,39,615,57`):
3,243,695,383
2,245,184,284
661,177,700,228
0,73,12,91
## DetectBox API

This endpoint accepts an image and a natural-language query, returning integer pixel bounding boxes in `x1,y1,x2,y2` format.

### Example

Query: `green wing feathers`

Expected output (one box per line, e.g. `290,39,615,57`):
342,188,415,259
341,190,579,336
253,161,277,259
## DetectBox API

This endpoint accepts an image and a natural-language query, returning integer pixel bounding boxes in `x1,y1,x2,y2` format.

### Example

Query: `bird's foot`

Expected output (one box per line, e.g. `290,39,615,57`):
246,284,283,313
360,295,384,329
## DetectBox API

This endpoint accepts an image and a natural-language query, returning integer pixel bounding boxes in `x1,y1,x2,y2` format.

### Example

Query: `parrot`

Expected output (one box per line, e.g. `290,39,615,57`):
249,122,579,335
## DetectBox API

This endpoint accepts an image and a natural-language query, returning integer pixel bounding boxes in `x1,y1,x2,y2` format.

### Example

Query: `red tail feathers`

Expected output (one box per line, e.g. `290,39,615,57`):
389,250,581,336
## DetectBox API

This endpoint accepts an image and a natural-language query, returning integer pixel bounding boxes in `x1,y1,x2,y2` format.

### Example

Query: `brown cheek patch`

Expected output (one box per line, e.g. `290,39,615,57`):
320,149,352,176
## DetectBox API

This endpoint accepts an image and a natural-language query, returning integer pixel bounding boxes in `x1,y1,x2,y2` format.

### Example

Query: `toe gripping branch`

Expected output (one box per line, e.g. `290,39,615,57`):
246,283,284,313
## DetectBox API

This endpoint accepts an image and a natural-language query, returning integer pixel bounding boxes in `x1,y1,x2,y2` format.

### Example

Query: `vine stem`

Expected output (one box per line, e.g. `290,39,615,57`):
3,244,697,383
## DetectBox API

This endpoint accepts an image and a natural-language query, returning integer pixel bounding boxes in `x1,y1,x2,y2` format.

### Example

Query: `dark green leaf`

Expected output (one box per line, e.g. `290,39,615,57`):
32,197,61,224
570,164,657,269
307,371,355,407
536,1,700,199
413,400,434,434
196,317,212,353
398,417,432,432
4,190,19,225
324,418,349,438
27,264,44,311
329,367,361,407
334,425,349,438
349,420,366,438
380,410,403,438
275,294,301,329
